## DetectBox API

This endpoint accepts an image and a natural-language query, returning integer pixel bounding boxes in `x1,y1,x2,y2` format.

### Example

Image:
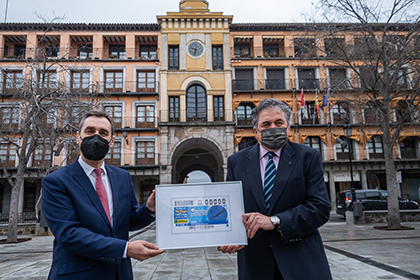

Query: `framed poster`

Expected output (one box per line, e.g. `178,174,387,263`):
155,181,247,250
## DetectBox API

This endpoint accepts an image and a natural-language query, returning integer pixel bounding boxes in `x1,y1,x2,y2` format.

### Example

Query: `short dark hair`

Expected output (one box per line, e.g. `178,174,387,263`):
78,110,115,136
251,98,292,128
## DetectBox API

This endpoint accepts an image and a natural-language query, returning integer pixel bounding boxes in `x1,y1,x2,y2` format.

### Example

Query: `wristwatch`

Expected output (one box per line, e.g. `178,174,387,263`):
270,215,281,230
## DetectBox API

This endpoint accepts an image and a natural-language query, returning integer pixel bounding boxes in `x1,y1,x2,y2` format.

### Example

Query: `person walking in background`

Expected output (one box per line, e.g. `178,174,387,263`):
42,110,164,280
219,98,332,280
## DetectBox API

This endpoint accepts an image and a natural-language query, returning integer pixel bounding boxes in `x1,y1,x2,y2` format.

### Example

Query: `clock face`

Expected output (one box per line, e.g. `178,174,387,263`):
188,41,204,58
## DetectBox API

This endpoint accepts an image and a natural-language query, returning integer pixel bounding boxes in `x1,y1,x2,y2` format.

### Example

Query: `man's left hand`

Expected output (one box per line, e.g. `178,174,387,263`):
146,189,156,212
242,212,274,239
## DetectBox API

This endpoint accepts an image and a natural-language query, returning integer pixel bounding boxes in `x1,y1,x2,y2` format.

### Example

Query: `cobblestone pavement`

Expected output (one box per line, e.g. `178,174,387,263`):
1,214,419,280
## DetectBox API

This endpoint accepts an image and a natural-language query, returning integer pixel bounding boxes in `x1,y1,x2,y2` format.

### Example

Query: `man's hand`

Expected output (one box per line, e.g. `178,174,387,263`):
242,212,274,239
127,240,164,261
145,189,156,212
217,245,245,254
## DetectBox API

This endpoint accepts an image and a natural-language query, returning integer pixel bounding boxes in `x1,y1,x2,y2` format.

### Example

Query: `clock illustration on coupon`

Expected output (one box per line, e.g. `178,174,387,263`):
207,205,228,224
188,41,204,58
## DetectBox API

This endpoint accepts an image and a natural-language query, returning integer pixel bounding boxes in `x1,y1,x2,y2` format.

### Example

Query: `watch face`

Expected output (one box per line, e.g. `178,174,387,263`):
188,41,204,57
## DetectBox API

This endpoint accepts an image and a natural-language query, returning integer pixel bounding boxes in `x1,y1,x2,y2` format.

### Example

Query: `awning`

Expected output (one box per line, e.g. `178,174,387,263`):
397,132,420,143
234,36,253,42
233,99,260,111
299,134,328,144
263,35,284,42
332,133,363,145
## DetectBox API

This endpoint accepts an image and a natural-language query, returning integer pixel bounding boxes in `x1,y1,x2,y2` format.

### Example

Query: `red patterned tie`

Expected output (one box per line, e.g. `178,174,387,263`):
94,168,111,224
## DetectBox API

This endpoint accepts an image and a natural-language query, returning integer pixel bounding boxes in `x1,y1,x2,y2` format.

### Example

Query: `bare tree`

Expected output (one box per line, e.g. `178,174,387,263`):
0,16,98,242
312,0,420,228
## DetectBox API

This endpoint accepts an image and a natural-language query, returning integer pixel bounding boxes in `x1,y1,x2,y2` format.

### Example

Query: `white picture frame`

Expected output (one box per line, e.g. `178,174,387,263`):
155,181,247,250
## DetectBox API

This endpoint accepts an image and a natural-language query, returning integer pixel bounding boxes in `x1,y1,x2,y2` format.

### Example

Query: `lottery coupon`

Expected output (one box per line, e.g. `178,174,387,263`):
172,196,231,234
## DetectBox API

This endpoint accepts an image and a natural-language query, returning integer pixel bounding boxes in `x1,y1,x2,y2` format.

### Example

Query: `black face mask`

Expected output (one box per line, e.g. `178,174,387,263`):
259,127,288,150
80,134,110,161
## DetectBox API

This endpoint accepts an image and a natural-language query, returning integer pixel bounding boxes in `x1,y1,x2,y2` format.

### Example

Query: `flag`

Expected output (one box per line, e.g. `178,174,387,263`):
322,88,330,107
315,92,321,121
300,89,309,119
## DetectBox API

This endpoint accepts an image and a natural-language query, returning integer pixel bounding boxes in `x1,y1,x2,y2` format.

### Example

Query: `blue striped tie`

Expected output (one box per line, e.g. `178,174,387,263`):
264,152,276,209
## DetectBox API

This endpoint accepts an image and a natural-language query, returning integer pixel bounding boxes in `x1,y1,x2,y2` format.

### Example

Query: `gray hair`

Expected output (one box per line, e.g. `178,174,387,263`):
251,98,292,128
78,110,115,136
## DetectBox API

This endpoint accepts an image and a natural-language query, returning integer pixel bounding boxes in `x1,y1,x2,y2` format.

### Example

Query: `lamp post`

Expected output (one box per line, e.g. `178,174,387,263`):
336,124,356,210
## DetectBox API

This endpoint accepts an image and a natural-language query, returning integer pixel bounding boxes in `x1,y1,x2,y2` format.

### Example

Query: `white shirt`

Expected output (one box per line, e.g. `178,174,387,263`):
78,157,114,225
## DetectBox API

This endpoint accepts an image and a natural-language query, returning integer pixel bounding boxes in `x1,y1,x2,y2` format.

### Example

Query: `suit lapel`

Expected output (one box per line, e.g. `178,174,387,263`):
245,145,267,214
268,142,297,214
71,161,112,228
106,165,119,228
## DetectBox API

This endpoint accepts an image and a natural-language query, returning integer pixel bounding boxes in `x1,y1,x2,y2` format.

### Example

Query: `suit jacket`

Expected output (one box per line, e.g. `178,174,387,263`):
227,142,332,280
42,160,155,280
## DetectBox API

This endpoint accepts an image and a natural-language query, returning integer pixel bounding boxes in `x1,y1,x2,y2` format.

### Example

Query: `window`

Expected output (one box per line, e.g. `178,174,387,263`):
399,137,417,159
105,141,121,165
0,143,17,167
238,137,256,151
395,100,415,123
104,70,123,93
236,103,254,126
363,102,380,124
139,45,157,59
298,68,319,89
303,137,322,158
78,44,93,59
168,45,179,70
71,70,90,92
0,106,20,130
109,45,125,59
266,69,285,90
301,102,320,124
187,85,207,121
104,105,122,128
263,43,280,58
23,185,36,212
45,45,59,58
136,141,155,165
137,70,156,92
169,96,180,122
384,35,405,59
233,69,254,91
353,36,375,58
68,105,89,128
335,140,350,160
213,96,224,121
234,43,251,58
367,136,384,159
324,37,345,57
359,66,379,90
329,68,349,90
212,45,223,70
14,44,26,59
390,68,410,89
32,143,52,167
66,142,80,165
3,70,23,93
294,37,316,57
41,108,56,129
136,105,155,128
37,70,57,92
331,102,349,124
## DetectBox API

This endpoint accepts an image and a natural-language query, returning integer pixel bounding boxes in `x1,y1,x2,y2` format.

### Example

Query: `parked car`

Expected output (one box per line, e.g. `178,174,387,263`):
336,189,419,216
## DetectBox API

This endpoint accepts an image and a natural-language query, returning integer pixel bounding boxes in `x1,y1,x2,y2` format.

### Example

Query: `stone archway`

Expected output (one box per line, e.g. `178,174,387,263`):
171,138,224,184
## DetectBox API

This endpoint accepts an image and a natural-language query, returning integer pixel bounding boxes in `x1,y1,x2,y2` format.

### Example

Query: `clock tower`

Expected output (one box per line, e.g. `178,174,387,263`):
157,1,234,184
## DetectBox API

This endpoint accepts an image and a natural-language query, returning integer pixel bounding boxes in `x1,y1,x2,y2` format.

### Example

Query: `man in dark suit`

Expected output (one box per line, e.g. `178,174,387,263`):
219,98,332,280
42,110,164,280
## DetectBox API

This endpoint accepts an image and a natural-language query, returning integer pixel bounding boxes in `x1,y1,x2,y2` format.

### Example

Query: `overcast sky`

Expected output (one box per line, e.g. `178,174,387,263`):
2,0,318,24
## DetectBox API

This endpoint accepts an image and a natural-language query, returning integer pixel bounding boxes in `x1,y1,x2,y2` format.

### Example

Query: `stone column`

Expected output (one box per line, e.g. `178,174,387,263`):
328,171,336,211
361,170,368,189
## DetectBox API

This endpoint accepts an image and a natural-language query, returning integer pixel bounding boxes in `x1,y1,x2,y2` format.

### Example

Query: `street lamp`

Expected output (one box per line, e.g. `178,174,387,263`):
336,124,356,210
